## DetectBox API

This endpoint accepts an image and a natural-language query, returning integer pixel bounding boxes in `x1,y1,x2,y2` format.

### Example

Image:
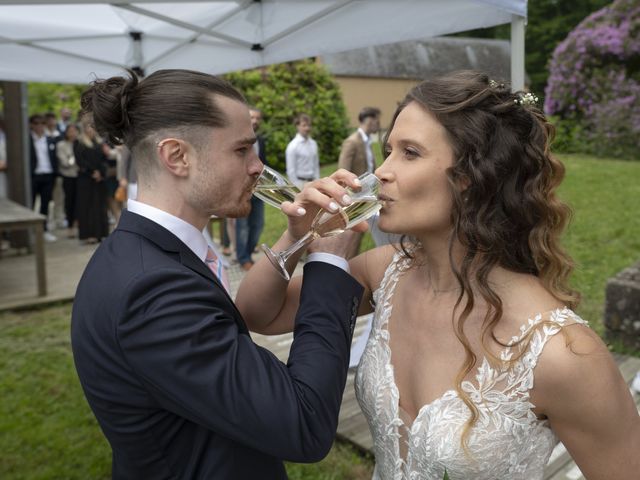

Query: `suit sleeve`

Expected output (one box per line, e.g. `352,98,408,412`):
338,138,356,173
116,262,363,462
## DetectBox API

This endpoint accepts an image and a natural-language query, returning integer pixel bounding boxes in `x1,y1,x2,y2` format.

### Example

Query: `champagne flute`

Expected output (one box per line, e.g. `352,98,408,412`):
261,172,382,280
253,165,300,209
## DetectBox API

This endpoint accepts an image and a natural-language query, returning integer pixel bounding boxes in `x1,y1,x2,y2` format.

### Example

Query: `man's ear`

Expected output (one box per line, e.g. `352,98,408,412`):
157,138,190,177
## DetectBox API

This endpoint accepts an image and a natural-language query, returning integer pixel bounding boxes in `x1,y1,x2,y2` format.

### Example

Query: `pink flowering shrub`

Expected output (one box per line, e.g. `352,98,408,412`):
545,0,640,159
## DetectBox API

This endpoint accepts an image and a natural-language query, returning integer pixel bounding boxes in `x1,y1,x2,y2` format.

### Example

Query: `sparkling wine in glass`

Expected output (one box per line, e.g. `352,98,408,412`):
253,165,300,209
261,172,381,280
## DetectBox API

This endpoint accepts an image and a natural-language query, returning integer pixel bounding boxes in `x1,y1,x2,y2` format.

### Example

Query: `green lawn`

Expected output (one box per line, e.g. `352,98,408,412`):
0,304,374,479
1,153,638,479
559,154,640,335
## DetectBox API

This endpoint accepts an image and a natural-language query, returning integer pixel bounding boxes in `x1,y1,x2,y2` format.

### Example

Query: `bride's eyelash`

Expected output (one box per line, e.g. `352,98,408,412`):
404,147,419,159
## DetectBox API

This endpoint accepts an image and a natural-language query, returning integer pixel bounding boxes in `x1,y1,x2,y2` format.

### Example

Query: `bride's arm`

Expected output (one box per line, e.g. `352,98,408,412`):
236,235,393,336
534,324,640,479
234,229,306,335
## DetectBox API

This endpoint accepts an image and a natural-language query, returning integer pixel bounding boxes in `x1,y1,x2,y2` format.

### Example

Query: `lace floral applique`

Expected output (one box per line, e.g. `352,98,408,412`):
355,251,588,480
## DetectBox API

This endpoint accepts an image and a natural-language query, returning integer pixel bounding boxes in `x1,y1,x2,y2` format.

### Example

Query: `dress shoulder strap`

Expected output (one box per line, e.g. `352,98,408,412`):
498,308,589,396
372,247,414,306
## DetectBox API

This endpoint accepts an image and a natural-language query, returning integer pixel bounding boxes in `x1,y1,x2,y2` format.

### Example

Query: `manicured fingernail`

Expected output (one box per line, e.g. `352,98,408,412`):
329,202,339,211
353,178,362,186
297,207,306,216
342,194,352,205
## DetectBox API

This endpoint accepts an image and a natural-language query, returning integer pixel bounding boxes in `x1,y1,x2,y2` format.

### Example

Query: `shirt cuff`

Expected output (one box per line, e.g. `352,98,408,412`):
306,252,350,273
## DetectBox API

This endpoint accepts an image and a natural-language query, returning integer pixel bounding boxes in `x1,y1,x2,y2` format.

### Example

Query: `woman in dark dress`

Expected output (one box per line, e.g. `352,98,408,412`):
75,116,109,243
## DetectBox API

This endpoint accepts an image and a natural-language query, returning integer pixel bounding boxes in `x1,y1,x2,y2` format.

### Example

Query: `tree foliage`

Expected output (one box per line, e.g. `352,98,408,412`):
223,60,350,172
545,0,640,159
457,0,611,96
27,83,84,119
525,0,612,96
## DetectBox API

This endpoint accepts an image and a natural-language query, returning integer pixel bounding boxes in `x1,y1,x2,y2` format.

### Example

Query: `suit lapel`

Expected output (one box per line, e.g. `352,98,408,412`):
117,211,249,334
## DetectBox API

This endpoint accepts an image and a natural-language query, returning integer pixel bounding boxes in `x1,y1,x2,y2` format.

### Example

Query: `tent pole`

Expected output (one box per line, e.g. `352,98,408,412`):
510,14,526,92
2,81,30,207
2,81,31,248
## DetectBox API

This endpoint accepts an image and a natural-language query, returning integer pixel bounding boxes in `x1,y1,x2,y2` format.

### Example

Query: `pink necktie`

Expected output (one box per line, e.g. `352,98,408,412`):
205,246,230,293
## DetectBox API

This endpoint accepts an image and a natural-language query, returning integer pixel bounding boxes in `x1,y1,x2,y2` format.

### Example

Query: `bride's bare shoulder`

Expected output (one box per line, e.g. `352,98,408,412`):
349,244,400,293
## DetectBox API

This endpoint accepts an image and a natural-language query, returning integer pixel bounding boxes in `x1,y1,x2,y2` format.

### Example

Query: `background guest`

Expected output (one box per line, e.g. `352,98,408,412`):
56,124,79,238
235,106,267,270
29,114,58,242
285,113,319,189
75,116,109,244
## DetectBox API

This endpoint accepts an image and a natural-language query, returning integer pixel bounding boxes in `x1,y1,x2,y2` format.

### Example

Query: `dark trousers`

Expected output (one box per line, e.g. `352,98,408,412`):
235,196,265,265
62,176,77,227
222,219,231,248
32,173,55,231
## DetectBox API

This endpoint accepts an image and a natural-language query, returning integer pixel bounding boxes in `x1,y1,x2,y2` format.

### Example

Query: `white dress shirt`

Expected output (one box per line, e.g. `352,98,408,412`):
127,199,210,264
32,133,53,174
285,133,320,188
358,128,375,173
127,200,349,275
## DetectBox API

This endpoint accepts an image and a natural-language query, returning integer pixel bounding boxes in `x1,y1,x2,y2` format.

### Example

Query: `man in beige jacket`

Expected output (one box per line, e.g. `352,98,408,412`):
338,107,381,176
337,107,381,259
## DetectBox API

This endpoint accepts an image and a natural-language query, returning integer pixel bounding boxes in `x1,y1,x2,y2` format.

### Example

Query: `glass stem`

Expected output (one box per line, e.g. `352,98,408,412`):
279,230,317,265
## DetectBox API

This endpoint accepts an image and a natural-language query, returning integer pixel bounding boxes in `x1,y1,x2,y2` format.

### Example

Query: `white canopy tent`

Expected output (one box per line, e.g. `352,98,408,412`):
0,0,526,207
0,0,527,88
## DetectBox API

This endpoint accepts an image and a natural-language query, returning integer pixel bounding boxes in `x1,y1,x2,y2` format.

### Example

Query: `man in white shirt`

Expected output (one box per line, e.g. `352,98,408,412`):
29,114,58,242
285,113,319,188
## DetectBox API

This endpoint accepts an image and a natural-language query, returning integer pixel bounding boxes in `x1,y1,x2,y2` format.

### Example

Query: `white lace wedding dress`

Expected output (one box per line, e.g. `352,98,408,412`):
354,251,587,480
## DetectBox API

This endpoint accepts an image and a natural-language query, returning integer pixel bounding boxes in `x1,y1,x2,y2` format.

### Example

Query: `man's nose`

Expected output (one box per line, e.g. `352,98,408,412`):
249,151,263,174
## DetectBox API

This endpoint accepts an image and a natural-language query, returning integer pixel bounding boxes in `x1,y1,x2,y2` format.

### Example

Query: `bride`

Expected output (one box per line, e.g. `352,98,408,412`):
237,70,640,479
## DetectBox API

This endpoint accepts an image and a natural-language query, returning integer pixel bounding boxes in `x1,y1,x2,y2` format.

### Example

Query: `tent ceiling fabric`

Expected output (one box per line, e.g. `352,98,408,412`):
0,0,526,84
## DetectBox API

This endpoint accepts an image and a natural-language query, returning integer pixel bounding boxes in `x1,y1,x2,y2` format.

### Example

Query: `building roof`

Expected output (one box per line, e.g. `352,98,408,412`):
321,36,511,81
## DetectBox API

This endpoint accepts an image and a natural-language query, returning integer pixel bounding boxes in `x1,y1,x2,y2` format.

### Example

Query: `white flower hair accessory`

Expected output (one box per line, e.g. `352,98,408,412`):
515,92,539,106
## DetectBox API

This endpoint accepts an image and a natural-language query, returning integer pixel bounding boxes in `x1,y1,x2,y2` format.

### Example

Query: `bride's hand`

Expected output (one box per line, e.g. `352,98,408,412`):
280,169,363,240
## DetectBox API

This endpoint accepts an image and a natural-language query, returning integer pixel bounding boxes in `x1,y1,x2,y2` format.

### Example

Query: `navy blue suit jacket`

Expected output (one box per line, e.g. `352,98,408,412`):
71,210,363,479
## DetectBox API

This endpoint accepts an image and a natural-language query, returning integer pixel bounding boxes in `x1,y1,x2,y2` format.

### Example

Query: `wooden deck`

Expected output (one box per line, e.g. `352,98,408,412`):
1,226,639,478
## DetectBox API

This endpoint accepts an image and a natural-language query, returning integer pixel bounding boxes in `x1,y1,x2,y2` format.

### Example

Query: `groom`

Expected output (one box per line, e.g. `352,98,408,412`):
71,69,363,479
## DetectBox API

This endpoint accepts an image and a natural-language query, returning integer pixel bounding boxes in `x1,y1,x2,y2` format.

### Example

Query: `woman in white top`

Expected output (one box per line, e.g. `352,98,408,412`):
238,70,640,479
56,123,79,238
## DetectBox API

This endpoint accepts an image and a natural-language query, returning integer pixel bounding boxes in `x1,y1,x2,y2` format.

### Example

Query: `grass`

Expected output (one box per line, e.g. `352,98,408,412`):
558,154,640,336
0,303,374,479
1,153,638,479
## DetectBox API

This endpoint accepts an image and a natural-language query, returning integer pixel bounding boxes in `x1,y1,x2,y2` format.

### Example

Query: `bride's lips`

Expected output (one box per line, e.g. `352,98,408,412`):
378,193,394,208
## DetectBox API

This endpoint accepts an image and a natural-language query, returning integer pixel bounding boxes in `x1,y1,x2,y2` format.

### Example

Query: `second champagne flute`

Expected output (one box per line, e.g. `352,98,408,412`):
261,172,382,281
252,165,300,209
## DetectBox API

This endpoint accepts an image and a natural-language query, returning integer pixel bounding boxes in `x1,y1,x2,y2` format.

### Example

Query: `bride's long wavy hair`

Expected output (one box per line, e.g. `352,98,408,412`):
384,70,580,449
